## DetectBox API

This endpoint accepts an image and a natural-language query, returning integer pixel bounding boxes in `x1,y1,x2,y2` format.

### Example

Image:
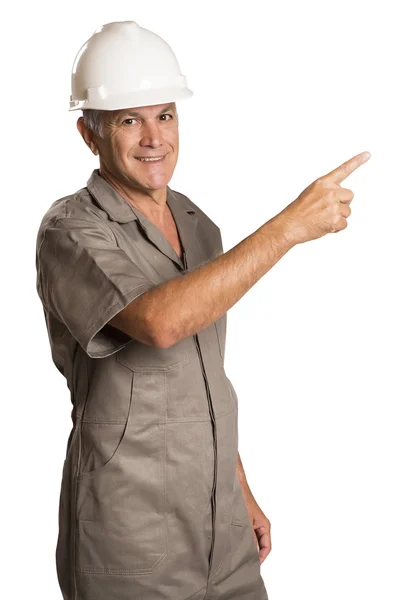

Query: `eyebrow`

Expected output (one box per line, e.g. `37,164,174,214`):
123,103,176,118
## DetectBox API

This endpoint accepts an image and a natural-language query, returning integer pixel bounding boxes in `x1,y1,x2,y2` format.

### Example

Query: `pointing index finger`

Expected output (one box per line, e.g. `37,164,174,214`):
322,151,371,184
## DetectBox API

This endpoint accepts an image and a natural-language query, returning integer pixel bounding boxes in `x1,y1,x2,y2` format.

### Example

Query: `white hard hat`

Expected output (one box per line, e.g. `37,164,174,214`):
69,21,193,111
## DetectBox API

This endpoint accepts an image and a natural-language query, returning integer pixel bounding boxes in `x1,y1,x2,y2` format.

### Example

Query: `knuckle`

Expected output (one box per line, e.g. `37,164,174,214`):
309,178,321,192
326,190,335,202
331,214,344,233
319,177,331,189
314,176,329,190
333,213,341,226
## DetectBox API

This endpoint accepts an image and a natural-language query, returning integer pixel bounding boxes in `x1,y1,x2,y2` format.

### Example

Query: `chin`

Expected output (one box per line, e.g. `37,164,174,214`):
146,178,172,190
146,172,174,189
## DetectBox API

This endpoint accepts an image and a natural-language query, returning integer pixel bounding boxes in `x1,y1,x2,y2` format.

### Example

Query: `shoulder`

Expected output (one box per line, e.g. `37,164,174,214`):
36,186,113,251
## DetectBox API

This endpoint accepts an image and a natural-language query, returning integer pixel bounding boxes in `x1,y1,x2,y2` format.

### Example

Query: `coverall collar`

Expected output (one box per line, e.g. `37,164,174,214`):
86,169,198,269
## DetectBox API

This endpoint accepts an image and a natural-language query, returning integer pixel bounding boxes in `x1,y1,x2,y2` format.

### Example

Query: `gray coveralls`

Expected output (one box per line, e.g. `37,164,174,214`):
35,169,269,600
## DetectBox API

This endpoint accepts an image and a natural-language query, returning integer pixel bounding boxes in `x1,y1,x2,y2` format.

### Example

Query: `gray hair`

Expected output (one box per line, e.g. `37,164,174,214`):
82,109,105,138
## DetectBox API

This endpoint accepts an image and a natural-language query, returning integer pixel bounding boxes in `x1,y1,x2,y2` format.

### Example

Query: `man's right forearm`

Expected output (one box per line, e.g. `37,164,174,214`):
112,213,296,348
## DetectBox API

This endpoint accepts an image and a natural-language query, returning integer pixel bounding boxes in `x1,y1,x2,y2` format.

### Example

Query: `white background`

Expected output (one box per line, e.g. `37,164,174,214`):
2,1,399,599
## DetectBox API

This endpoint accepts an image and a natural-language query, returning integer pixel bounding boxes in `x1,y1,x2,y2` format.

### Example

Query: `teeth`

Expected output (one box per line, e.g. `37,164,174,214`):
137,156,164,162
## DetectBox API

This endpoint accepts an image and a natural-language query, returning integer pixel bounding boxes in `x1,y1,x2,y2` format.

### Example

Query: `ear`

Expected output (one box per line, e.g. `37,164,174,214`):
76,116,99,156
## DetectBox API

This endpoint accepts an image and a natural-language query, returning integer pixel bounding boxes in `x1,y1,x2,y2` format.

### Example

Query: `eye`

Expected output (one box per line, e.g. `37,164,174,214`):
159,113,173,121
122,118,138,126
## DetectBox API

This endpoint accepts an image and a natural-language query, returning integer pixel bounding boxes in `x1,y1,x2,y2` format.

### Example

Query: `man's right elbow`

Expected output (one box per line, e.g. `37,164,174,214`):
151,330,176,349
148,318,176,349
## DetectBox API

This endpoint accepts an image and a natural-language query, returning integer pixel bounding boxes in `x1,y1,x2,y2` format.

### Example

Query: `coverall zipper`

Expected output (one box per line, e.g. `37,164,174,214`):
183,250,218,576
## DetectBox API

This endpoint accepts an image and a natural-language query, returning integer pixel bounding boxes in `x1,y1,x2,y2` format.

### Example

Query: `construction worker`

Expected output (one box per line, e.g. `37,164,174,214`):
35,20,370,600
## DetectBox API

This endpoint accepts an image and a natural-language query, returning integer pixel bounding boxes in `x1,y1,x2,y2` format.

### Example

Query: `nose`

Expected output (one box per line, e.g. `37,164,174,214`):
139,120,163,149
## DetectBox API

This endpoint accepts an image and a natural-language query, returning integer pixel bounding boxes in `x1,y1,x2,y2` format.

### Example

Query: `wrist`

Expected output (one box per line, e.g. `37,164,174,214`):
268,210,301,249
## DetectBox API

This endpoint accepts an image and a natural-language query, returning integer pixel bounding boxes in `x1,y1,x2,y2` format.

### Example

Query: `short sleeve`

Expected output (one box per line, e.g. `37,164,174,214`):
36,217,155,358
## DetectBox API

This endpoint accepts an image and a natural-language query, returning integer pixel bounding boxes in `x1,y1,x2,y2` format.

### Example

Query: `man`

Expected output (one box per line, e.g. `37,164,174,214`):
35,20,370,600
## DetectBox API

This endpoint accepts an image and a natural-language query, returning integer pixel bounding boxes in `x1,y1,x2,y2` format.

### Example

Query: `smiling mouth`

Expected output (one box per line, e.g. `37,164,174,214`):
135,156,166,162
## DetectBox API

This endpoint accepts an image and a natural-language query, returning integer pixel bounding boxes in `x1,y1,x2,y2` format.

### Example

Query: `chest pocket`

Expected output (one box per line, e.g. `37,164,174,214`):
116,337,215,422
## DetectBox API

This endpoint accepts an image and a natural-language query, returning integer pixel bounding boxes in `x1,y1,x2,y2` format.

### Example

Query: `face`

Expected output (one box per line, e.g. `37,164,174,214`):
79,102,179,192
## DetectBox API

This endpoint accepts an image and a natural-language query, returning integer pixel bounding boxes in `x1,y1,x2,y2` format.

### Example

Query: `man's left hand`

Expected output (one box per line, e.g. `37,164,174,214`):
245,499,272,564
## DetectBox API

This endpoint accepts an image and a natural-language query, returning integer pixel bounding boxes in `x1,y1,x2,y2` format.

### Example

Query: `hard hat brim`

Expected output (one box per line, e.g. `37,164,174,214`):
69,87,193,112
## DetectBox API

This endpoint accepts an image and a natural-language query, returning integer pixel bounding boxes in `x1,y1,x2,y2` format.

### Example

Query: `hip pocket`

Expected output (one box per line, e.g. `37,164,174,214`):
230,472,248,527
74,372,167,576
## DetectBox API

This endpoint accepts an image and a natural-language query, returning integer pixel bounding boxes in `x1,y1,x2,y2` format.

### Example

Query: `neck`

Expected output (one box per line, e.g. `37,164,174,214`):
98,165,168,218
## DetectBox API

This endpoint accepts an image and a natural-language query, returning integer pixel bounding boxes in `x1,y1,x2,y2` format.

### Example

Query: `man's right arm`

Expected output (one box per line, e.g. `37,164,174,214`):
109,151,370,348
109,214,294,348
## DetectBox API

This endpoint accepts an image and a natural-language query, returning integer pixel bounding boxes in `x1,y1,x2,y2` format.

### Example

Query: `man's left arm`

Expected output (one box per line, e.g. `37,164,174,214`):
236,452,272,564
